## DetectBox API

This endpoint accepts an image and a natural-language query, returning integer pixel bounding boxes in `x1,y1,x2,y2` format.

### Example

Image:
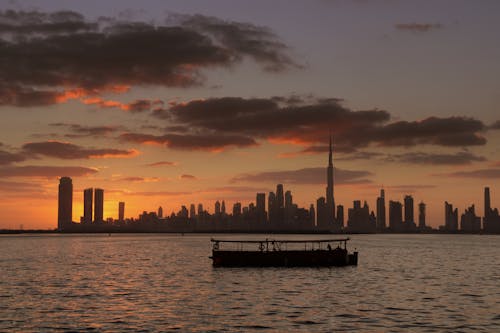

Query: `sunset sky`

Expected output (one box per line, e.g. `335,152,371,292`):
1,0,499,229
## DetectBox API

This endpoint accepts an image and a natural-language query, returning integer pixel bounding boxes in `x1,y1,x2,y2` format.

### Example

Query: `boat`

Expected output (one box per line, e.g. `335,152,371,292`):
210,238,358,267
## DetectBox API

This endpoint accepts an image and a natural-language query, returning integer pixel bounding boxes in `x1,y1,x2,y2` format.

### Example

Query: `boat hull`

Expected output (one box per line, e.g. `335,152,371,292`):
211,249,358,267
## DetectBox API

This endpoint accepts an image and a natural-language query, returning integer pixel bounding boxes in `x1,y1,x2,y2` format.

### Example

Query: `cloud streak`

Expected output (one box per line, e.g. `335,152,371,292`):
22,141,138,159
231,167,373,185
0,165,98,178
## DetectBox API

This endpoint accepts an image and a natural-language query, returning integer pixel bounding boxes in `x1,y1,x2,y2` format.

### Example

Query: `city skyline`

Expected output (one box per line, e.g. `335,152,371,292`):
1,1,500,229
55,141,500,234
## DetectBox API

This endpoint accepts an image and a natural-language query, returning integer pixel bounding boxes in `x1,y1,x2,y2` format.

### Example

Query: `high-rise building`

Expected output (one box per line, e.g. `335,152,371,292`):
418,202,426,229
326,135,335,223
233,202,242,216
158,206,163,218
316,197,327,229
58,177,73,230
118,201,125,222
461,205,481,232
215,200,221,215
336,205,344,228
276,184,284,209
485,187,491,218
197,203,203,216
444,201,458,231
483,187,500,233
221,200,226,214
404,195,414,224
389,200,403,231
256,193,266,223
376,189,386,230
268,191,277,225
190,204,196,219
83,188,93,223
94,188,104,223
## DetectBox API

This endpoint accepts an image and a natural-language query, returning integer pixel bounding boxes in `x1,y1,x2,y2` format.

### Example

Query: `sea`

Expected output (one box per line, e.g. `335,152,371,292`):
1,234,499,332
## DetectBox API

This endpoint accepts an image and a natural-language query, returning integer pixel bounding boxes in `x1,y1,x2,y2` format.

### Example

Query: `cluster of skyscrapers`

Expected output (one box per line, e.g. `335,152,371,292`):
57,136,500,233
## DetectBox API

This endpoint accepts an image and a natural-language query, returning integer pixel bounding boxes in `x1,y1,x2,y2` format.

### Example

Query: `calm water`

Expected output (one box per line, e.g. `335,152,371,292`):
1,234,500,332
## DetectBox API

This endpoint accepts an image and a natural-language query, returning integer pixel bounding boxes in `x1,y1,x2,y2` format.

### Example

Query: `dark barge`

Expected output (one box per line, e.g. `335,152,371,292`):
210,238,358,267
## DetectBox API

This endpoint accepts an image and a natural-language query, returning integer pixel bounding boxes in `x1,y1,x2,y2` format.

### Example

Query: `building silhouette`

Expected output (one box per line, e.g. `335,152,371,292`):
444,201,458,232
389,200,403,232
118,201,125,222
158,206,163,218
326,135,335,224
58,177,73,231
376,189,386,231
418,201,426,229
483,187,500,233
94,188,104,223
347,200,376,233
461,205,481,232
83,188,93,223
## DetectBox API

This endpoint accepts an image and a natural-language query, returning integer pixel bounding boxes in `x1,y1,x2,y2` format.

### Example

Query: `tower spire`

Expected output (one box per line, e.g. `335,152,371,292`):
329,132,333,166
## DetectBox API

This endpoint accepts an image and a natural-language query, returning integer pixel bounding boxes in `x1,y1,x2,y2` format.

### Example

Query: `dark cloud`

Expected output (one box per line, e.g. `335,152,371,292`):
395,23,443,33
180,14,298,72
151,96,487,150
120,132,257,151
0,149,25,165
180,174,197,180
50,123,121,137
0,10,295,107
22,141,138,159
385,151,487,165
0,165,98,177
231,167,373,185
440,168,500,179
146,161,177,167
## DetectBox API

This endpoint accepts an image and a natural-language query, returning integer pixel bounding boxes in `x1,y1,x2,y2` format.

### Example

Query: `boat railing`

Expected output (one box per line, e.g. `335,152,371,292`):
210,238,350,252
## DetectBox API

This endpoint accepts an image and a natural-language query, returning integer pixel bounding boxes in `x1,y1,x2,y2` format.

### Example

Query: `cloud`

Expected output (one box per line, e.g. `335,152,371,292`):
231,167,373,185
384,184,437,194
395,23,443,33
118,176,160,183
0,10,295,107
180,14,298,72
439,168,500,179
0,165,98,178
151,96,487,150
50,123,121,138
385,151,487,165
145,161,178,167
22,141,138,159
180,174,197,180
0,149,26,165
120,132,257,151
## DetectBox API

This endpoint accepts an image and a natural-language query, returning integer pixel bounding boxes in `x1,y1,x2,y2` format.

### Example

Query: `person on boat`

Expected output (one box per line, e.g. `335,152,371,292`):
327,244,332,251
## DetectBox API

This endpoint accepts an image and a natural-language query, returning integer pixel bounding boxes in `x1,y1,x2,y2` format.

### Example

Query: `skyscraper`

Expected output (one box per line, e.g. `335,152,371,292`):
118,201,125,222
83,188,93,223
326,135,335,223
158,206,163,218
215,200,221,215
444,201,458,231
256,193,266,223
418,202,426,229
94,188,104,223
376,189,386,230
389,200,403,231
404,195,414,224
276,184,284,210
190,204,196,219
221,200,226,215
485,187,491,218
58,177,73,230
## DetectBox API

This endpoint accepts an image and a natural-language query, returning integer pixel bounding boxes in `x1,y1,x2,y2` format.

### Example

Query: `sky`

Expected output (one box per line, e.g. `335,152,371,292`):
0,0,499,229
